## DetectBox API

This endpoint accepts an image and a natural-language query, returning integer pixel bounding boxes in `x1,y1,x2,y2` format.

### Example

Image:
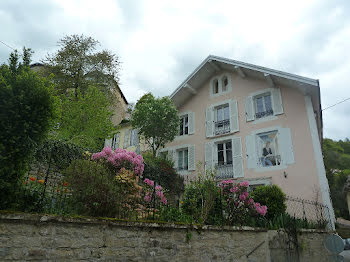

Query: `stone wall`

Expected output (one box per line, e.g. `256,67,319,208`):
0,212,331,261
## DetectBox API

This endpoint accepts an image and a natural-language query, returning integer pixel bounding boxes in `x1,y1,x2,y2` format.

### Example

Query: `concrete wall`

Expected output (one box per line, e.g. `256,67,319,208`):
0,213,331,262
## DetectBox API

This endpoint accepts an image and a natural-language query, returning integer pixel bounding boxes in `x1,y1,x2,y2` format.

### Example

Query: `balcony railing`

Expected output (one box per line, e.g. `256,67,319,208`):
255,109,273,119
259,155,281,167
215,119,230,135
214,162,234,179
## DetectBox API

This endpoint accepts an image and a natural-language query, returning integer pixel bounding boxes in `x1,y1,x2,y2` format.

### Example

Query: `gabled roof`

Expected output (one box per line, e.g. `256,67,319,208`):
170,55,320,109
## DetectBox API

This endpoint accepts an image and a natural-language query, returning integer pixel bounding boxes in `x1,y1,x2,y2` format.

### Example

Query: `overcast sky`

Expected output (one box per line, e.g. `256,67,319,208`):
1,0,349,140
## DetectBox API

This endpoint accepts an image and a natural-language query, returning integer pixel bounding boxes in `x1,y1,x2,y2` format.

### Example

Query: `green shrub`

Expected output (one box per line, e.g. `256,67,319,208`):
181,172,221,224
142,153,184,201
251,185,286,220
65,159,141,217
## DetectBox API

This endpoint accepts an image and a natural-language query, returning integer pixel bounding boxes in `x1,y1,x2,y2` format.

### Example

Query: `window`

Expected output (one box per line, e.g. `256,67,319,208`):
254,93,273,119
177,149,188,171
257,131,281,167
215,104,230,135
111,134,120,149
213,79,219,94
215,141,233,178
210,74,231,96
179,115,189,136
129,129,138,147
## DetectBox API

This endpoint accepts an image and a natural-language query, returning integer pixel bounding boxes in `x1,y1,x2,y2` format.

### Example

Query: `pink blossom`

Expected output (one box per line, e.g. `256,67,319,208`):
230,186,239,193
156,190,164,198
239,181,249,187
239,194,247,201
102,147,113,156
248,198,254,204
161,197,167,205
256,205,267,216
144,178,154,187
155,185,162,191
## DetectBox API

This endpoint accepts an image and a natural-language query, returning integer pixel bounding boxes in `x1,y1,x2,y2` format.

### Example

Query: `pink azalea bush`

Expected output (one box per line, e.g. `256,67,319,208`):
142,178,167,205
92,147,144,176
220,180,267,225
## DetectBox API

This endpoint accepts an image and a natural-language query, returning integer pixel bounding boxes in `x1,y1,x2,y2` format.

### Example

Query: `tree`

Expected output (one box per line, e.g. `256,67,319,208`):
56,86,114,150
131,93,179,156
43,34,121,99
0,48,57,209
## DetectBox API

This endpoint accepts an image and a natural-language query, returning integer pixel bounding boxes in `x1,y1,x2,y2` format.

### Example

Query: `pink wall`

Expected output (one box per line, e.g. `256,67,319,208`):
166,71,322,202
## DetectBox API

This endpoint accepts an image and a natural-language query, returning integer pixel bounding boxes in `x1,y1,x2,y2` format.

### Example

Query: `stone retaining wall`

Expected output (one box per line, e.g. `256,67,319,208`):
0,212,331,261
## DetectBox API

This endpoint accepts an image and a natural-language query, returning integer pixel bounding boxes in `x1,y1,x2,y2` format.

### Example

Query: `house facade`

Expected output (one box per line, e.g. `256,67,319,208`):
160,55,335,227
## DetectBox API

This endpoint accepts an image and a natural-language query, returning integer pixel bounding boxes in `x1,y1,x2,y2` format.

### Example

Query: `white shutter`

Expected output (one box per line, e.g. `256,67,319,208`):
188,112,195,135
245,135,257,169
272,88,283,115
205,106,214,137
188,145,196,171
232,137,244,178
115,134,120,148
205,142,213,173
104,138,112,148
172,149,178,169
229,100,239,133
245,96,255,122
123,130,129,148
279,128,295,165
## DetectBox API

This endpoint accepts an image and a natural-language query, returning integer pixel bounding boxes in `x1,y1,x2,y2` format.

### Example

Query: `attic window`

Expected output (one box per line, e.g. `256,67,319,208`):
222,76,228,92
213,79,219,94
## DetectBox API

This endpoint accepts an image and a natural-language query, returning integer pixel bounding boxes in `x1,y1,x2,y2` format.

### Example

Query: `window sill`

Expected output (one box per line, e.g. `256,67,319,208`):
210,90,231,98
175,134,191,140
177,169,192,176
253,164,287,172
209,130,239,139
252,115,278,124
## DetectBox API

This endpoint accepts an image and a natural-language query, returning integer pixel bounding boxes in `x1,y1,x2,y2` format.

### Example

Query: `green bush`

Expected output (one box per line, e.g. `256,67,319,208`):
181,173,221,225
65,159,141,217
0,49,57,209
251,185,287,220
142,153,184,201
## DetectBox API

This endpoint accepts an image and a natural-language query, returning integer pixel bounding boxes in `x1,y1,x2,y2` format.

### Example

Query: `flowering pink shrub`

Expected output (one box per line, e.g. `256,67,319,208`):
142,178,167,205
92,147,144,176
220,180,268,225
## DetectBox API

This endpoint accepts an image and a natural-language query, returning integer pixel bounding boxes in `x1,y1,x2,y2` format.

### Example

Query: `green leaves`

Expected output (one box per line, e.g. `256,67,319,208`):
131,93,179,156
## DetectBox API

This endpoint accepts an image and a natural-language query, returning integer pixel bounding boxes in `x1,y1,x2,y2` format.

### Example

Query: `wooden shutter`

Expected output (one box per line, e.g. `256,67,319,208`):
245,134,257,169
245,96,255,122
104,138,112,148
279,128,295,165
232,137,244,178
123,130,129,149
272,88,284,115
205,142,213,173
229,100,239,133
188,145,196,171
188,112,195,135
205,106,214,137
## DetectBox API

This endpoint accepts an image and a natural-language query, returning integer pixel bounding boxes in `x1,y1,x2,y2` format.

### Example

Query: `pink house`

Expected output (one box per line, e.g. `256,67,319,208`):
161,55,335,228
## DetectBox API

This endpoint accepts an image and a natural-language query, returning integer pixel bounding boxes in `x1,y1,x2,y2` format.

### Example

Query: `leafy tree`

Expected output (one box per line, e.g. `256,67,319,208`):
131,93,179,156
56,86,114,150
43,34,121,99
0,48,56,209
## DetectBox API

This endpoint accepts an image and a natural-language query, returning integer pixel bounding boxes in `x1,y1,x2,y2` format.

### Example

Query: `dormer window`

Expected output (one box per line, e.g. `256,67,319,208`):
210,74,231,97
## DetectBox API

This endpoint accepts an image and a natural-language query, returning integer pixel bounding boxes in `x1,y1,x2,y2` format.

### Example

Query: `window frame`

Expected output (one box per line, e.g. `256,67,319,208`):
177,148,189,171
256,130,281,168
179,114,189,136
254,92,274,119
210,73,232,97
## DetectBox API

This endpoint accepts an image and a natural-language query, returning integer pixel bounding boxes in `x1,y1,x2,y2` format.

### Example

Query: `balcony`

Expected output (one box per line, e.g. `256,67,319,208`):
255,109,274,119
214,162,234,179
259,155,281,167
214,120,230,135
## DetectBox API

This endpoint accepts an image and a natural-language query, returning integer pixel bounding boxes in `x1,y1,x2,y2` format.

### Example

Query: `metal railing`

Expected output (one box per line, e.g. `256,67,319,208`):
215,119,230,135
255,109,273,119
215,162,234,178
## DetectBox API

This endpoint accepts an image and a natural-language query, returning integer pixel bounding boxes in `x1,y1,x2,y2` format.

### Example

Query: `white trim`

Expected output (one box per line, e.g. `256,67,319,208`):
160,144,195,176
209,73,232,98
249,88,274,98
254,164,287,172
305,95,335,229
252,115,278,124
170,55,318,100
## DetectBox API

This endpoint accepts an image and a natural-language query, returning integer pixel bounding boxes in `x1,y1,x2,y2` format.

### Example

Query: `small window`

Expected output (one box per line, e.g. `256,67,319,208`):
222,76,228,92
177,149,188,171
257,131,281,167
129,129,138,147
179,115,189,136
111,134,119,149
213,79,219,94
215,104,230,135
254,93,273,119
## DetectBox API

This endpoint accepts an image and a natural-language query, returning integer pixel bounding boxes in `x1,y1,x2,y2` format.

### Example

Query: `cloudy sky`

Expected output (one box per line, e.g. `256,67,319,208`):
1,0,350,140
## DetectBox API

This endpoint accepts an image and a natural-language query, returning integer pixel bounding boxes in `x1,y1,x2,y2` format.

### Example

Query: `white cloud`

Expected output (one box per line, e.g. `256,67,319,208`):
1,0,350,139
